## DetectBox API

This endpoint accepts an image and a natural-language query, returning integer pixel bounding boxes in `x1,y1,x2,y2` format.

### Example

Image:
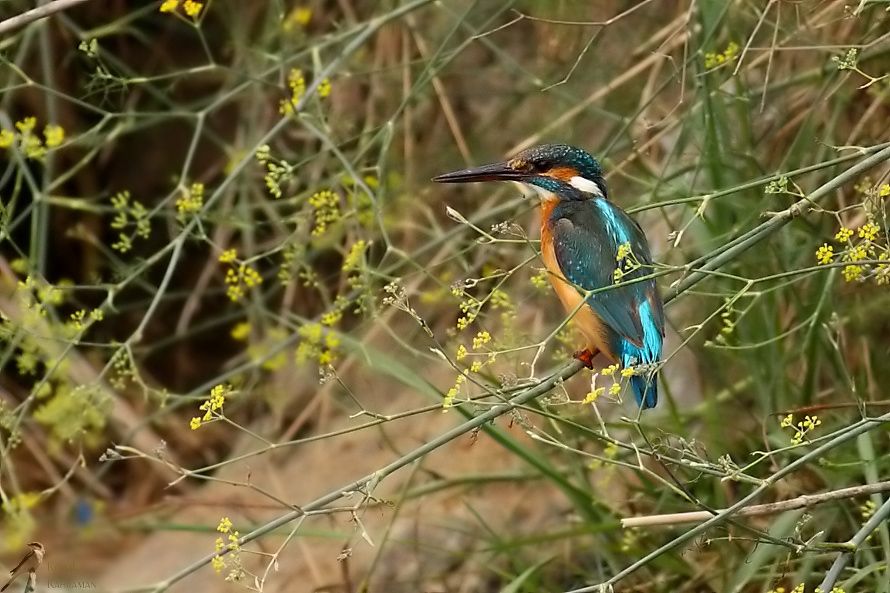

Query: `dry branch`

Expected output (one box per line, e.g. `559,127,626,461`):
0,0,94,36
622,481,890,528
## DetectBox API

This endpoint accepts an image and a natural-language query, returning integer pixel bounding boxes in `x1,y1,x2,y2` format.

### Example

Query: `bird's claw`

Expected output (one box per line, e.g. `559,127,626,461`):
573,349,595,369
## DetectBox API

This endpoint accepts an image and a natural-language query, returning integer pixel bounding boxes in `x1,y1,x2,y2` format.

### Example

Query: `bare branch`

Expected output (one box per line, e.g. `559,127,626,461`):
0,0,94,37
622,481,890,528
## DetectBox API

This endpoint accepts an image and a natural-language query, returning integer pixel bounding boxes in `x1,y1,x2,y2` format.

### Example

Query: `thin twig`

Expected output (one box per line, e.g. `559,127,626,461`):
622,481,890,528
818,495,890,592
0,0,94,36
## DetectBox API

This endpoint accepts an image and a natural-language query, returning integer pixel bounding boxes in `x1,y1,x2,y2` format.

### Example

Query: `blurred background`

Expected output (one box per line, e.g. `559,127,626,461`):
0,1,889,592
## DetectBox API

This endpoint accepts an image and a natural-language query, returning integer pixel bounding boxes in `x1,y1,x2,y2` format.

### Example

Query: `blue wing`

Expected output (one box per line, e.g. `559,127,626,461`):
550,200,664,408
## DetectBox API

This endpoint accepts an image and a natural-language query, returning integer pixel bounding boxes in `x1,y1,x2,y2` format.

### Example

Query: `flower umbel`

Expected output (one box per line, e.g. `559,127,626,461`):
44,125,65,147
835,227,853,242
280,68,306,114
183,0,203,18
704,41,740,69
175,182,204,218
283,6,312,30
190,384,232,430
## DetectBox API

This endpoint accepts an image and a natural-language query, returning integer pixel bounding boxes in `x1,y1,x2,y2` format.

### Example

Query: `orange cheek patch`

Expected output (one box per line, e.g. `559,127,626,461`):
546,166,579,181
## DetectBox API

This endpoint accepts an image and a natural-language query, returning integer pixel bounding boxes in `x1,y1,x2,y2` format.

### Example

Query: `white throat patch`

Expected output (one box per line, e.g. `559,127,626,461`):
568,176,604,198
523,183,555,201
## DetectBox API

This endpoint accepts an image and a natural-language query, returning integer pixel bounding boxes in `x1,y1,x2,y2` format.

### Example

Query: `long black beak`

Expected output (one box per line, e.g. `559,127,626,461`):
432,161,524,184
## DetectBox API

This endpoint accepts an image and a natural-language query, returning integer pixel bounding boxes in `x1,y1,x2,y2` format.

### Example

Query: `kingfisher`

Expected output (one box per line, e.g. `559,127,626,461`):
433,143,664,408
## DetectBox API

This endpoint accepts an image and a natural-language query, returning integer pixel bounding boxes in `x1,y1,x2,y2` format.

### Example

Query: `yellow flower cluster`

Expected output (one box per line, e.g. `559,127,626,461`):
320,309,341,327
230,321,250,341
704,41,739,69
815,243,834,265
616,242,631,260
279,68,306,115
832,47,859,71
613,242,641,284
190,384,230,430
442,373,466,409
283,7,312,30
817,219,887,283
218,248,237,263
472,330,491,350
835,227,854,242
716,297,736,343
580,363,636,404
255,144,290,199
159,0,202,19
455,294,480,331
530,268,550,290
859,499,877,520
456,308,475,330
66,308,103,334
110,190,151,253
224,264,263,302
279,68,330,113
779,413,821,445
769,584,845,593
0,117,65,159
218,248,262,301
183,0,203,17
212,515,244,580
342,240,367,272
859,221,880,241
447,329,500,408
175,182,204,217
44,125,65,147
582,387,603,404
308,189,340,236
295,322,340,366
601,364,619,376
843,264,863,282
216,516,232,533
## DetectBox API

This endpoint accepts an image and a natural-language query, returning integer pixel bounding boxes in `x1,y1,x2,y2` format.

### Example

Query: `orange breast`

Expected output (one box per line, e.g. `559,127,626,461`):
540,200,615,361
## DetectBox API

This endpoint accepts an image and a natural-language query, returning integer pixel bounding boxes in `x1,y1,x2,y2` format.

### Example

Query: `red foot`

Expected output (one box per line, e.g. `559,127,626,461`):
573,348,596,369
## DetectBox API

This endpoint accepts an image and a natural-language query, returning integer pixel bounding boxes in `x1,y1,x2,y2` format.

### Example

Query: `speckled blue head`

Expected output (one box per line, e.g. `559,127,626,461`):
432,143,608,201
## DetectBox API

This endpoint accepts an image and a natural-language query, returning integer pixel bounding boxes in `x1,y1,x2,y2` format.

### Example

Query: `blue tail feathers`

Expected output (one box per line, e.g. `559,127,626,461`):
621,298,662,409
620,337,660,409
630,373,657,409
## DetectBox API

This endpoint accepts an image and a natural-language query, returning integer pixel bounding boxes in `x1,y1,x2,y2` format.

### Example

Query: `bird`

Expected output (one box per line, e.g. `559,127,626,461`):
433,143,664,408
1,542,44,592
